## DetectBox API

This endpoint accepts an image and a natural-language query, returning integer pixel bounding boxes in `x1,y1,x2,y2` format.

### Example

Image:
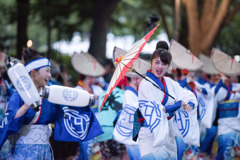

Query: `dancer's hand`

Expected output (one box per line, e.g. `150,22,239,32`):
181,101,193,111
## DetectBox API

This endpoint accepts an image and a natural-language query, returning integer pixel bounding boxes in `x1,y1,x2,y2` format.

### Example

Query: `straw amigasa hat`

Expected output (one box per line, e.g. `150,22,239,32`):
169,39,203,71
211,48,240,76
71,51,105,77
112,46,151,77
199,53,218,75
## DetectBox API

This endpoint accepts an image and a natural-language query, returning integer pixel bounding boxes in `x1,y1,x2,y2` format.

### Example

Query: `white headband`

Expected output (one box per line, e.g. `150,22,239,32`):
25,58,51,73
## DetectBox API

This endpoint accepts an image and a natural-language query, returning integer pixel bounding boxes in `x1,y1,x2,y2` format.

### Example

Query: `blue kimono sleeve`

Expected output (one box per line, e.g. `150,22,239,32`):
0,116,24,149
54,105,103,142
0,93,25,149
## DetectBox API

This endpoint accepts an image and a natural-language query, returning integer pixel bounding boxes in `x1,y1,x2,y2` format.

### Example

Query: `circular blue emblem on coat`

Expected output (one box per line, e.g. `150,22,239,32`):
115,105,136,137
63,107,90,140
63,89,78,102
16,76,31,91
176,110,190,137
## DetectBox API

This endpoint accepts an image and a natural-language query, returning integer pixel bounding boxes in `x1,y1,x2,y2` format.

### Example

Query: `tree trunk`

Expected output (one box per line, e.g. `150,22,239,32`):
46,0,52,60
182,0,201,56
88,0,120,63
182,0,232,57
16,0,29,59
47,20,51,59
173,0,181,41
200,0,217,38
200,0,231,54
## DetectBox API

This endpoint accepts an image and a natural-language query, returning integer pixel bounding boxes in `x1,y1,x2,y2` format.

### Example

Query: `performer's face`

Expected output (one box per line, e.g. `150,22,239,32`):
85,76,96,85
151,56,169,78
131,77,142,86
32,67,51,89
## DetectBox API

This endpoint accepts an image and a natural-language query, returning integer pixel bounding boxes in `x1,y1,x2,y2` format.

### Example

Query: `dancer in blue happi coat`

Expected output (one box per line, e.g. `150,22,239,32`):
113,46,150,160
0,48,103,160
211,48,240,160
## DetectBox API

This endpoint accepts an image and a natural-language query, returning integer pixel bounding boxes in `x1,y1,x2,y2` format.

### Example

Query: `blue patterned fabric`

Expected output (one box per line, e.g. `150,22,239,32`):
200,125,218,154
126,145,141,160
78,139,95,160
176,136,187,160
176,136,198,160
8,144,52,160
141,150,177,160
217,101,239,119
132,109,142,141
0,93,56,149
0,91,103,159
54,106,103,142
216,131,240,160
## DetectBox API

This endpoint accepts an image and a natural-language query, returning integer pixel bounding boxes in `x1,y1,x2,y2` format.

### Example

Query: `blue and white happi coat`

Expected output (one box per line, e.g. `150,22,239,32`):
0,90,103,159
214,81,240,135
113,86,141,160
178,79,215,159
195,82,215,128
180,79,215,129
213,80,240,159
113,86,139,145
138,71,199,157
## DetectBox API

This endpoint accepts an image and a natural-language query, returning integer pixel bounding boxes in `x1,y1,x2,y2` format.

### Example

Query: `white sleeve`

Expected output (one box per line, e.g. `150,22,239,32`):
172,79,198,108
138,80,169,147
169,79,200,146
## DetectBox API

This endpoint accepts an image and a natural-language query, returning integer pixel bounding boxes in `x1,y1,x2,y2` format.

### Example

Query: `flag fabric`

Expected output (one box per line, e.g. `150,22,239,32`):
54,105,103,142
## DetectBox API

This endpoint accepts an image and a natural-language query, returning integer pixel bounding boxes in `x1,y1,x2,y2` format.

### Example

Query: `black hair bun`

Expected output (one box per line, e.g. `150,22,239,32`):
156,41,169,50
22,48,43,64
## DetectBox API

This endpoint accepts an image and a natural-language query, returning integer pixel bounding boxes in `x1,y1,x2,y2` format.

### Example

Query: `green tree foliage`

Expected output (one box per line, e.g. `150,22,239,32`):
216,11,240,57
0,0,17,55
0,0,239,84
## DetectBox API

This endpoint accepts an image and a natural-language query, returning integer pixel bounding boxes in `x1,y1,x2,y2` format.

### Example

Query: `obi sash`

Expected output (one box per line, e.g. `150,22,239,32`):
9,125,51,145
217,100,239,119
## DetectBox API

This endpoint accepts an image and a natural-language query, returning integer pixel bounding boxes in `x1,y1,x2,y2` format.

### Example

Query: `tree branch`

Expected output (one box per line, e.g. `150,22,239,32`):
182,0,201,55
200,0,217,37
201,0,231,51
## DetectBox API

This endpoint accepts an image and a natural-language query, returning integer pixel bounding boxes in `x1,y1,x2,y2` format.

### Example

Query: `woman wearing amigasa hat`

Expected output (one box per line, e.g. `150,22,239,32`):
112,46,151,160
211,48,240,160
177,68,215,159
0,48,103,159
170,40,217,160
197,53,219,159
71,51,105,160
